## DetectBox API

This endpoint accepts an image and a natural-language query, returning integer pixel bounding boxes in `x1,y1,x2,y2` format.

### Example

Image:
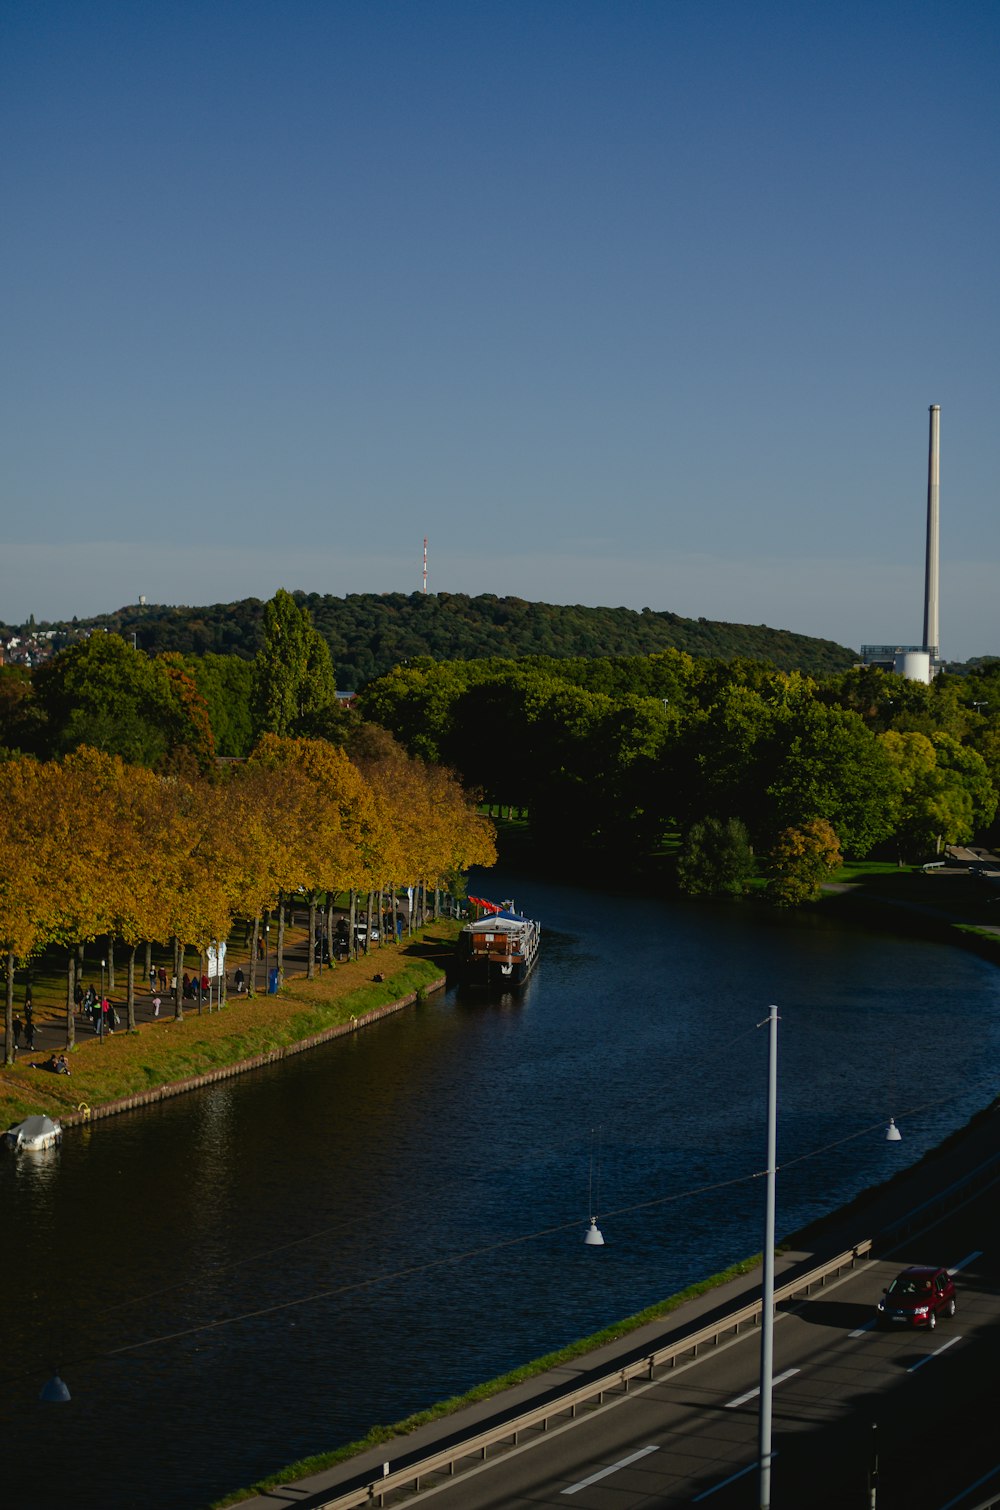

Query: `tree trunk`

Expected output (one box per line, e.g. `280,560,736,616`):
348,890,357,961
307,890,317,979
174,937,184,1021
390,885,398,945
198,949,205,1014
107,934,115,992
144,939,152,986
277,894,286,979
65,949,76,1050
326,895,335,968
364,891,374,954
249,916,261,995
4,951,13,1067
127,946,137,1031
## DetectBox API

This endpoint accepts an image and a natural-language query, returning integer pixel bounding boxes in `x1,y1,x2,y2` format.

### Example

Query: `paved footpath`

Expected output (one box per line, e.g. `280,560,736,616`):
10,911,376,1062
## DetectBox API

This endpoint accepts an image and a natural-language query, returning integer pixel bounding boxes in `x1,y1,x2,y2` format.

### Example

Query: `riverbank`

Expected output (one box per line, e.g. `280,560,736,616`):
0,922,461,1130
818,859,1000,968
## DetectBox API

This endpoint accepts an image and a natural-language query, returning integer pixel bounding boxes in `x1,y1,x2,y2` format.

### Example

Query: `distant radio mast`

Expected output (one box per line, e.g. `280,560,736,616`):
423,537,428,594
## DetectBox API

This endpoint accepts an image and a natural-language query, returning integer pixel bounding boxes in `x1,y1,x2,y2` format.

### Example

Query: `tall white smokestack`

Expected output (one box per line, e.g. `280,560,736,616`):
922,404,940,660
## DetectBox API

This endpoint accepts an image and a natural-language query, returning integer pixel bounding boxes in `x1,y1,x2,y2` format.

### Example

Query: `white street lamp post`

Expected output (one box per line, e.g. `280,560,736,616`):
759,1004,778,1510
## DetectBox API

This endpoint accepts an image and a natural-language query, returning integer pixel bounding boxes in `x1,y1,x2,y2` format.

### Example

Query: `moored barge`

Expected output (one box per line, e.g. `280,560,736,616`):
457,899,540,989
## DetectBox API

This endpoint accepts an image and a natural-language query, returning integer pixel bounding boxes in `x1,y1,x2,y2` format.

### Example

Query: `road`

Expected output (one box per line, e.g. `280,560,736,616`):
396,1177,1000,1509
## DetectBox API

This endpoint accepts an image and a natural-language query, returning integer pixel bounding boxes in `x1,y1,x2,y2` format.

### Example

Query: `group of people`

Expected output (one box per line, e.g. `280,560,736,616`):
11,998,36,1053
72,981,118,1035
11,949,253,1060
181,970,212,1002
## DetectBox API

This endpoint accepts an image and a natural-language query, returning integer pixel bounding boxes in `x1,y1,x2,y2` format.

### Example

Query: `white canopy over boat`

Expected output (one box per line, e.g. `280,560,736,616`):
5,1115,63,1152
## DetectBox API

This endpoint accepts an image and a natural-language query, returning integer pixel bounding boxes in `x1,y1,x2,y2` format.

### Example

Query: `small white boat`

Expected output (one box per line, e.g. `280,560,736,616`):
5,1115,63,1152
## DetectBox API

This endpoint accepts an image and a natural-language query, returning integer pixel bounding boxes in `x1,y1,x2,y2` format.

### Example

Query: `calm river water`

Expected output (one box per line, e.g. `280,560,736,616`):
4,871,999,1509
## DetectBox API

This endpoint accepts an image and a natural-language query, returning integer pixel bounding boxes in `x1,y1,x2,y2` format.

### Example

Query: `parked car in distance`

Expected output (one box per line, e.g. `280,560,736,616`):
876,1266,956,1329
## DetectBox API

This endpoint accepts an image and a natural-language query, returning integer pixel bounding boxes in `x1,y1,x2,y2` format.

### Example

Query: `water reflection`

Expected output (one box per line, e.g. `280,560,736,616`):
2,873,998,1509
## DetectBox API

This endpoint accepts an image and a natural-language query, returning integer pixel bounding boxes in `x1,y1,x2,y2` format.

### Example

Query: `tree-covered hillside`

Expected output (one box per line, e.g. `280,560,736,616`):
5,592,858,686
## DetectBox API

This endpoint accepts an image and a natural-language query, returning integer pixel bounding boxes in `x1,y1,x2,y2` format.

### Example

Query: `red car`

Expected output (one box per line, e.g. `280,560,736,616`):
876,1265,957,1329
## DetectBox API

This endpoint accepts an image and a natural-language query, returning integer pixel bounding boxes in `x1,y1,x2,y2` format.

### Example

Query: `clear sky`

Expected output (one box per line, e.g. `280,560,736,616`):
3,0,998,659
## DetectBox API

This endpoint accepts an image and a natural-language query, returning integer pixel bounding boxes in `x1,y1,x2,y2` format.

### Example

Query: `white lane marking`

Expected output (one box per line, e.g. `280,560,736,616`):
937,1458,1000,1509
725,1367,799,1408
907,1334,962,1373
849,1319,877,1337
692,1454,778,1502
561,1444,659,1495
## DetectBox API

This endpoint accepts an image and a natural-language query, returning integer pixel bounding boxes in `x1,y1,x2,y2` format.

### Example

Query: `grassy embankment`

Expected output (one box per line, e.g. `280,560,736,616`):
0,920,461,1129
820,859,1000,964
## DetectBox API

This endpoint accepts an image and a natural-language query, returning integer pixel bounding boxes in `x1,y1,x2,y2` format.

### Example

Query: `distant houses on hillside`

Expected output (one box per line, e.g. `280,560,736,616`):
0,625,88,668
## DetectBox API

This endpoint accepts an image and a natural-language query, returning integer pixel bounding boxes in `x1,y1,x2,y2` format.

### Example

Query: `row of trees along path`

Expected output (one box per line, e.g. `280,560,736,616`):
0,730,496,1064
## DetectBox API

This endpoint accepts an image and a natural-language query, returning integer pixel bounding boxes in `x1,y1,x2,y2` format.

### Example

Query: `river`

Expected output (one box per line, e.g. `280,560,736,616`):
3,870,999,1509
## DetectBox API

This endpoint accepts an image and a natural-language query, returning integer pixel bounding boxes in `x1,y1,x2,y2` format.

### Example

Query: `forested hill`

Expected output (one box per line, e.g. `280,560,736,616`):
18,592,858,686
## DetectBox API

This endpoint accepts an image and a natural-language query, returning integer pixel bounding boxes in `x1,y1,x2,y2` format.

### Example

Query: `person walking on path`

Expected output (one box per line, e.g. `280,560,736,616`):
24,1016,35,1052
158,965,167,993
149,964,157,994
13,1014,22,1051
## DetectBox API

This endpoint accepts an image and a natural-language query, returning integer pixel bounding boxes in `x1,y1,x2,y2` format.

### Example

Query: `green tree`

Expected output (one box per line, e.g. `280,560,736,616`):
250,589,338,742
879,730,998,857
0,666,43,754
670,684,784,841
677,817,756,897
766,703,897,856
187,653,255,758
32,634,212,769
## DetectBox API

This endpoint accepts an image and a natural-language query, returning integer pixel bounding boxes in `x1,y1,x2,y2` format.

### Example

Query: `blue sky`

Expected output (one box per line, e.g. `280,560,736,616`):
3,0,998,659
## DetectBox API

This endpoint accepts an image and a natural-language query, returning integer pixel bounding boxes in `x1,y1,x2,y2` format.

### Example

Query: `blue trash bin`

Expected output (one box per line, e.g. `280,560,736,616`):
268,968,279,995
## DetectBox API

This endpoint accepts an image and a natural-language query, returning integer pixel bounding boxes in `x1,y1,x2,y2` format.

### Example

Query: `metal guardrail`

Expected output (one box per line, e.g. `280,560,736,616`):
308,1241,872,1509
877,1148,1000,1252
